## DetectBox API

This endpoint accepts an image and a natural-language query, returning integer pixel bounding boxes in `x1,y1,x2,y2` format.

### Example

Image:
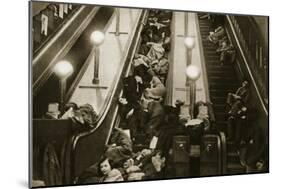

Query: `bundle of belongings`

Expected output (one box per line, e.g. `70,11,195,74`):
75,124,166,182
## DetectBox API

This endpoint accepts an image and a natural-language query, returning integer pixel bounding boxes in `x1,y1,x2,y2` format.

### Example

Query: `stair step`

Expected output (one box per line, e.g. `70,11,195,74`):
207,71,236,77
227,163,245,174
209,77,236,84
210,86,238,93
207,66,233,72
205,55,220,59
205,59,221,64
226,141,237,151
199,24,211,28
205,59,221,63
213,104,226,112
227,152,240,162
209,83,239,90
203,46,218,51
200,27,211,32
201,31,211,36
199,23,211,27
214,122,227,133
214,113,227,121
211,96,227,104
205,51,219,55
210,90,230,97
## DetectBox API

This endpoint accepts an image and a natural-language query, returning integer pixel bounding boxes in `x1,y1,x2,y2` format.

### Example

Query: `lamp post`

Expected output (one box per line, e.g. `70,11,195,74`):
90,31,105,84
109,8,128,36
184,36,196,86
53,60,74,109
115,8,120,36
185,65,201,119
184,36,196,65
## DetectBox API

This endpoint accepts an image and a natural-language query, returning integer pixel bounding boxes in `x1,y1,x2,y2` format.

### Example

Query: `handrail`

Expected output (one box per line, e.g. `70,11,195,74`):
219,131,227,174
217,134,222,173
226,15,268,116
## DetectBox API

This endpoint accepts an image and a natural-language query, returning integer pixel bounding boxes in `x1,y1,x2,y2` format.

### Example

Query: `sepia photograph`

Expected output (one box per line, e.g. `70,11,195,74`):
30,0,269,188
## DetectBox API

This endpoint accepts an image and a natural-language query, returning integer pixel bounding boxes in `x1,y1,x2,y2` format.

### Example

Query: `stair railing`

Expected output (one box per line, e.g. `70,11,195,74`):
226,15,268,115
219,132,227,174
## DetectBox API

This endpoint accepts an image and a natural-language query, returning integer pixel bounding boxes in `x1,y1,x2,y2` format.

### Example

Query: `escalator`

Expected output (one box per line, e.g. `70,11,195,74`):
32,8,147,186
32,10,231,186
68,10,149,182
198,14,245,174
198,13,268,174
32,6,115,118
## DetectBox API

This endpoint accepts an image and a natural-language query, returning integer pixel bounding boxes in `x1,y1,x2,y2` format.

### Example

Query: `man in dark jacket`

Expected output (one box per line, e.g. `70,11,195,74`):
105,128,133,167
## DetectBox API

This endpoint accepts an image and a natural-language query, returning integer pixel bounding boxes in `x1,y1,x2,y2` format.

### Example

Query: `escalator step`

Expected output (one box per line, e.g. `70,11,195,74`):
211,96,227,104
227,163,245,174
227,152,240,162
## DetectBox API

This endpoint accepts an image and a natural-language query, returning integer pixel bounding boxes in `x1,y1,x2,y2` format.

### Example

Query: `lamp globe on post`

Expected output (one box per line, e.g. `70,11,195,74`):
91,31,105,84
53,60,74,110
184,36,195,50
185,64,201,119
184,36,196,86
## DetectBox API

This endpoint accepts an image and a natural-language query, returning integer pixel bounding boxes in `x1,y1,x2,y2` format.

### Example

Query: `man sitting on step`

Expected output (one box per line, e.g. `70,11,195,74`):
226,80,250,114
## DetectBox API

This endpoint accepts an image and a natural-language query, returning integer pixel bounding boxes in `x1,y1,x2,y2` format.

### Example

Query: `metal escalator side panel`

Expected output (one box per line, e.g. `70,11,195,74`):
70,10,148,180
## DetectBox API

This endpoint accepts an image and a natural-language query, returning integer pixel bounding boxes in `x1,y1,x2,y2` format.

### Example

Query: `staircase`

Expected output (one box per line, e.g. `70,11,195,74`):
197,14,245,174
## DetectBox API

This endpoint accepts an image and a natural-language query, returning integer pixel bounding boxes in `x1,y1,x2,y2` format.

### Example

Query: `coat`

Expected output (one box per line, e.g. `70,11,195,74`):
105,128,133,166
123,75,143,107
145,101,165,137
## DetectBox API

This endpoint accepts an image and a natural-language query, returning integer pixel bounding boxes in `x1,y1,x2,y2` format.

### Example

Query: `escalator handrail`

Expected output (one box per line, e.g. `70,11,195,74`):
71,10,148,152
219,131,227,174
226,15,268,116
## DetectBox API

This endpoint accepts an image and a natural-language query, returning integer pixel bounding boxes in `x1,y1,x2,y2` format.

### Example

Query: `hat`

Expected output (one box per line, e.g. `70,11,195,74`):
77,104,98,125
